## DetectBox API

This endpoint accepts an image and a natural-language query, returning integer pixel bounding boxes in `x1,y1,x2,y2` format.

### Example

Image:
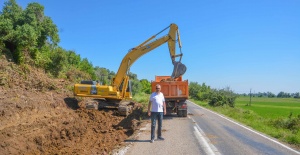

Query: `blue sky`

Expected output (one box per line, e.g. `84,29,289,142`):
3,0,300,94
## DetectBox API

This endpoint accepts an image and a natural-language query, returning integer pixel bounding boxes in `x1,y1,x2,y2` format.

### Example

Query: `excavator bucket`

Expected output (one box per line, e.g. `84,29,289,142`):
171,61,187,79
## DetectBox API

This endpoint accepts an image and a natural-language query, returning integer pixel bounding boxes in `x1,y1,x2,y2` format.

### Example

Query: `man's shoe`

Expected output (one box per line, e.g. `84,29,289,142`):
158,137,165,140
150,139,154,143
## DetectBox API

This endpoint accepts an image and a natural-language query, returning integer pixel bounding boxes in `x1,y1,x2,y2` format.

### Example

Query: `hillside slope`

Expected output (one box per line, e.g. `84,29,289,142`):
0,55,144,154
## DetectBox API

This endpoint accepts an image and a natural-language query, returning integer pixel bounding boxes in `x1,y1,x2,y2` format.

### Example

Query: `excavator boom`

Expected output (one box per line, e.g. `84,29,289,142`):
112,23,186,90
73,23,186,116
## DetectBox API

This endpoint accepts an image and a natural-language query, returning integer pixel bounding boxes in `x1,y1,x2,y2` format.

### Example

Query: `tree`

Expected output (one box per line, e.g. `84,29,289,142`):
79,58,96,79
208,87,237,107
22,2,59,47
277,91,291,98
140,79,151,94
294,92,300,99
107,70,115,82
0,0,23,60
131,79,142,96
267,92,275,98
0,0,59,63
189,82,202,99
66,50,80,65
189,82,212,101
197,83,211,101
0,1,103,81
1,0,22,27
15,24,37,48
189,81,237,107
94,67,109,85
128,72,137,80
46,47,66,77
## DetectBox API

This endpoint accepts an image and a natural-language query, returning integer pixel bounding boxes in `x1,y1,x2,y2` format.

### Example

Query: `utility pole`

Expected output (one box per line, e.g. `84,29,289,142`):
249,89,252,106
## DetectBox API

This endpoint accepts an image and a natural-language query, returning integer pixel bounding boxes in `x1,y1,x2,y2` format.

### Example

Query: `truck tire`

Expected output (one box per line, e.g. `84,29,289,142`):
182,110,187,117
177,110,187,117
177,110,182,117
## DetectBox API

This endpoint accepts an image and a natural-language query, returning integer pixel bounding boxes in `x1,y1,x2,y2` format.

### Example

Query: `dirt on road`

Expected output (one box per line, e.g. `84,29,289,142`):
0,56,146,154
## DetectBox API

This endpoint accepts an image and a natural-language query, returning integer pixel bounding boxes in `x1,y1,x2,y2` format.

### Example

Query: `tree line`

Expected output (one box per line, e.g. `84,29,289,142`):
189,83,300,108
240,92,300,98
189,82,238,107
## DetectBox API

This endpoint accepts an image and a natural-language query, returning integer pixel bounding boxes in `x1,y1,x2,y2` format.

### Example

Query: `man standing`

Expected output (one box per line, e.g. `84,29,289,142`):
148,84,166,143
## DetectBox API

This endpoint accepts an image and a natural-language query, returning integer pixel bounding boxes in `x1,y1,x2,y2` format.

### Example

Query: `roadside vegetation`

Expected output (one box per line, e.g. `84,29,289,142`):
189,82,300,148
0,0,153,96
0,0,96,82
133,92,150,113
189,82,237,107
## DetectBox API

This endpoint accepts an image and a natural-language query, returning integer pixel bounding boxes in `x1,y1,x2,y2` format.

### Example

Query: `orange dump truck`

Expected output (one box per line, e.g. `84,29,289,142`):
151,76,189,117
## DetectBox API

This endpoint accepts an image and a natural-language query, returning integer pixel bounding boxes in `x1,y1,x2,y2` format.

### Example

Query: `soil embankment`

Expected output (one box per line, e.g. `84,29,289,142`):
0,56,145,154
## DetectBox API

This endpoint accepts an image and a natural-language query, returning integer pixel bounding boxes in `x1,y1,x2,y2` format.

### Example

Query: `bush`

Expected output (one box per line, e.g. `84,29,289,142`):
132,92,149,110
197,91,211,101
189,82,202,99
189,81,237,107
270,113,300,132
208,88,237,107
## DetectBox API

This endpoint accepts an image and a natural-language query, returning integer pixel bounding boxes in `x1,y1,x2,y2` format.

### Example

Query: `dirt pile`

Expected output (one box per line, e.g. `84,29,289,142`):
0,55,146,154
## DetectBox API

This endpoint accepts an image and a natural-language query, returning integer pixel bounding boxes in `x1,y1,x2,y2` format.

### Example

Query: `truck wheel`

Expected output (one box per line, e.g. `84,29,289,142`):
182,110,187,117
177,110,182,117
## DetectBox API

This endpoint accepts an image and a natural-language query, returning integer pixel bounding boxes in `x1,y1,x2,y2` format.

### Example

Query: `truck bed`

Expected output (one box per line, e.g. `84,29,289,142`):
151,80,189,99
151,76,189,117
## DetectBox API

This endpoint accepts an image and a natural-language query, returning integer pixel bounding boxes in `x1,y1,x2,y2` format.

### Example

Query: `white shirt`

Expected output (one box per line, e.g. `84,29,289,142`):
150,92,165,112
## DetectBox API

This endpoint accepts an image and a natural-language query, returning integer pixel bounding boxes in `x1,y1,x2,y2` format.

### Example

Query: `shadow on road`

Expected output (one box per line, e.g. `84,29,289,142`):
145,114,186,120
163,113,184,120
163,116,174,120
124,139,151,143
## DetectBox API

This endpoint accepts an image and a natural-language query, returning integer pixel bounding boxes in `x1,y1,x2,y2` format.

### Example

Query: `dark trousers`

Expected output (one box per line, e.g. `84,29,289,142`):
150,112,163,140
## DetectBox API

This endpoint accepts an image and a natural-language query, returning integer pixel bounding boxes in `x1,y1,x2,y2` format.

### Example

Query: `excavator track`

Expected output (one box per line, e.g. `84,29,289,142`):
118,101,134,116
84,99,134,116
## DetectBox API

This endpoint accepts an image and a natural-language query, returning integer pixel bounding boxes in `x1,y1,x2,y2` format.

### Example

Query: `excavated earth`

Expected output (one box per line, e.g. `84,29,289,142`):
0,56,146,155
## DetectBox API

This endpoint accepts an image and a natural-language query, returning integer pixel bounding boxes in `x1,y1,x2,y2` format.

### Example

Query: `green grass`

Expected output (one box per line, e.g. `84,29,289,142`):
132,92,150,111
132,92,150,104
191,97,300,149
236,96,300,118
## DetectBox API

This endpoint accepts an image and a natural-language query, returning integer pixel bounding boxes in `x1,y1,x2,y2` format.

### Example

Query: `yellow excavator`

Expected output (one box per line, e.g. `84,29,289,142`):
73,23,186,115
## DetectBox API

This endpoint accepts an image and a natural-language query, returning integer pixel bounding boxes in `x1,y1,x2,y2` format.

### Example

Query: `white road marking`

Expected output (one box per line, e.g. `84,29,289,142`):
188,115,221,155
188,100,300,155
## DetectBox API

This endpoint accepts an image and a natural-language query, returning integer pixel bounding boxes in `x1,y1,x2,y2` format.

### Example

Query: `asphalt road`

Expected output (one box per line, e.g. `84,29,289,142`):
116,100,300,155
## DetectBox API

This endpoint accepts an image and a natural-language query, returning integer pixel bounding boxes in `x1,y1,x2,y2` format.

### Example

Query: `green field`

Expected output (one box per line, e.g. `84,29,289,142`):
236,97,300,118
192,97,300,149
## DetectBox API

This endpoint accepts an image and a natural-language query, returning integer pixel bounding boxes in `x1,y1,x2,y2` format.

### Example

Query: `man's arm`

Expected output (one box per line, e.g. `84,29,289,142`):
163,101,166,115
148,101,152,116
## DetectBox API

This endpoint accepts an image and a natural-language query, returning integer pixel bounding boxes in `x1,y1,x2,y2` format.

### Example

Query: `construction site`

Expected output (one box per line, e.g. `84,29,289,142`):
0,57,148,154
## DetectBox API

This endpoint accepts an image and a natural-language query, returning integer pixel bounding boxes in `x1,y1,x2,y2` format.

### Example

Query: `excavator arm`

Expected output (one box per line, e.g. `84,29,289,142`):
73,23,186,115
112,23,186,90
